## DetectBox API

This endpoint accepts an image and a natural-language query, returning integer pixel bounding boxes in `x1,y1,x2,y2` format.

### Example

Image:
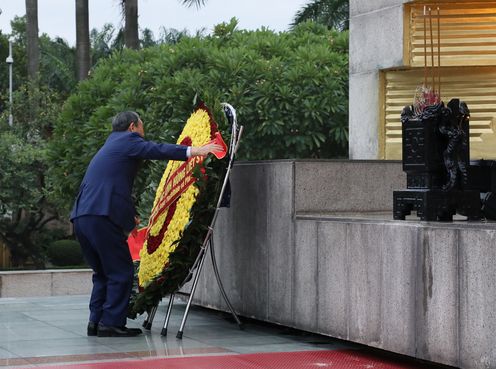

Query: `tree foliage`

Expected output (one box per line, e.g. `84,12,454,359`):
48,20,349,219
0,16,77,102
118,0,208,49
292,0,349,31
0,17,172,114
0,17,169,267
0,84,66,267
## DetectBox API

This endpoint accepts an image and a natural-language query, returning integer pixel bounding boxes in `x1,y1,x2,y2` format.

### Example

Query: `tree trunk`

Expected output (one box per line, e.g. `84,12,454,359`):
75,0,90,80
124,0,139,49
25,0,39,81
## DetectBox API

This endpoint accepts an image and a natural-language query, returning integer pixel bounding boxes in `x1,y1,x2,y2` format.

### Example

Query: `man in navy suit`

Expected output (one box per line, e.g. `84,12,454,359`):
71,111,221,337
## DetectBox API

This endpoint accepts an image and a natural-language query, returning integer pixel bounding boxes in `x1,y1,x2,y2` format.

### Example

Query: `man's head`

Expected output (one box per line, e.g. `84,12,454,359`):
112,111,144,137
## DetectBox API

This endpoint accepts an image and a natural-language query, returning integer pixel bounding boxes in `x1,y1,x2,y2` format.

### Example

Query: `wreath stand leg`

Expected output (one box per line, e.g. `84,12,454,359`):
160,293,175,336
174,230,244,339
142,304,158,330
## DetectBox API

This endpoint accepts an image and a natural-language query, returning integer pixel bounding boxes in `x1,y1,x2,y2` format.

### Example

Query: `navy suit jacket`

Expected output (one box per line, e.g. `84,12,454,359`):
70,131,188,232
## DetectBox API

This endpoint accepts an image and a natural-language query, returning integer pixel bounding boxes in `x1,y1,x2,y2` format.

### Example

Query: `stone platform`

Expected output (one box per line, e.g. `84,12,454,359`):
190,160,496,369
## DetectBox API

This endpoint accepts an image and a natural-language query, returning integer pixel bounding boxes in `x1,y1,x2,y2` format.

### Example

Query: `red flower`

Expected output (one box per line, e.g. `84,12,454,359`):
146,201,178,254
180,136,192,146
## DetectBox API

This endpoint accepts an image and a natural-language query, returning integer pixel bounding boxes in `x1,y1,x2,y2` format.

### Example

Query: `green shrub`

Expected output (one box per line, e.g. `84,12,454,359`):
47,239,85,267
48,20,349,218
0,83,66,268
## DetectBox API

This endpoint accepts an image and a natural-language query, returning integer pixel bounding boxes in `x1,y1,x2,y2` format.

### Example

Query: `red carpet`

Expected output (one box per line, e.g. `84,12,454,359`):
16,350,433,369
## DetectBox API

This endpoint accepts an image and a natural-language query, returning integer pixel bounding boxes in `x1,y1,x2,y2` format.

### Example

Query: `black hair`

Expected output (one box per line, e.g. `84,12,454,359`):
112,111,140,132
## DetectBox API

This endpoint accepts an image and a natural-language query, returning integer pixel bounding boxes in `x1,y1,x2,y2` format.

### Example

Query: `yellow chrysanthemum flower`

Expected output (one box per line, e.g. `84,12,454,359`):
138,107,213,287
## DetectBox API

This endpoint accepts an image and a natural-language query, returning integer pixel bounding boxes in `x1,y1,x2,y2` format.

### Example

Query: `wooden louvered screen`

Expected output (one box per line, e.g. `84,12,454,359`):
407,2,496,67
384,67,496,159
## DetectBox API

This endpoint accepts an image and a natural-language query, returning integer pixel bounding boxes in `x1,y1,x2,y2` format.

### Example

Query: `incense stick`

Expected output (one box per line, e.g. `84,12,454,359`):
437,7,441,100
429,7,435,94
424,6,427,87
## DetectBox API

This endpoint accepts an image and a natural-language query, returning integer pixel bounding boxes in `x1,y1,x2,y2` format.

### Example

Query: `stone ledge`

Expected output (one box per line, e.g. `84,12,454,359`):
0,269,92,297
295,211,496,230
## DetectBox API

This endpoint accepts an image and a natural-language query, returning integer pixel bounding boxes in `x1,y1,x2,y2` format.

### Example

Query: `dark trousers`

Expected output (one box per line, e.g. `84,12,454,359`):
73,215,133,327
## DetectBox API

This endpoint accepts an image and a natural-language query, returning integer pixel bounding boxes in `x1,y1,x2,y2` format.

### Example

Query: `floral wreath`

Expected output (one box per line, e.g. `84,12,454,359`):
128,101,226,318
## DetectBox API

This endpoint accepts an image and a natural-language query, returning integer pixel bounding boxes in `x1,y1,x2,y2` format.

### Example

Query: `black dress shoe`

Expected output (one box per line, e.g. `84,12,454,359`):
87,321,98,336
97,324,142,337
126,327,143,335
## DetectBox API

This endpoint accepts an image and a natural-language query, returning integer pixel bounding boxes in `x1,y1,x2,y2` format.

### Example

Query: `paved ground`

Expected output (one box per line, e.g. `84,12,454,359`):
0,295,451,368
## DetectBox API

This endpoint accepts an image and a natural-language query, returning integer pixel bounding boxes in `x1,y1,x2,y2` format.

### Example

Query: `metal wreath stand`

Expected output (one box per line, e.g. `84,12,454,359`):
142,103,244,339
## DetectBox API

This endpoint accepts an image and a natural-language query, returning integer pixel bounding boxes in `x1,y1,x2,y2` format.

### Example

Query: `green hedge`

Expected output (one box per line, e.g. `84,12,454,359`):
48,20,348,217
47,239,85,267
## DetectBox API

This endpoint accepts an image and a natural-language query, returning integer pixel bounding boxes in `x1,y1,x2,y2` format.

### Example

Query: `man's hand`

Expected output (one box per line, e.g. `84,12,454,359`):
190,143,224,157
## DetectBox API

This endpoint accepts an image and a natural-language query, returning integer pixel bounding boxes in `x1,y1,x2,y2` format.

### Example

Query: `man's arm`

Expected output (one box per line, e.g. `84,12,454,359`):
127,133,223,160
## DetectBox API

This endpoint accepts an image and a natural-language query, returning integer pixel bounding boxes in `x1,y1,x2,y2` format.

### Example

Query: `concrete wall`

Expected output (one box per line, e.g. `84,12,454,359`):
192,160,296,326
193,160,496,369
0,269,92,297
349,0,408,159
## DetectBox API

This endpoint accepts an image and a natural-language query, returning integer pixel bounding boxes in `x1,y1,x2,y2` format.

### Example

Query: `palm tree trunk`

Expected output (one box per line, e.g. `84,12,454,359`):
76,0,90,80
124,0,139,49
25,0,39,81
